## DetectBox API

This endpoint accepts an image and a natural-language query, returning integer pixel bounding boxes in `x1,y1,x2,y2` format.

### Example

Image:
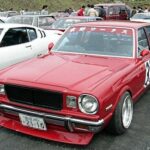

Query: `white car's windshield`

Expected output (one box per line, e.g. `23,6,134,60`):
6,16,34,25
38,16,56,29
52,26,134,57
50,18,86,29
132,13,150,19
0,12,8,17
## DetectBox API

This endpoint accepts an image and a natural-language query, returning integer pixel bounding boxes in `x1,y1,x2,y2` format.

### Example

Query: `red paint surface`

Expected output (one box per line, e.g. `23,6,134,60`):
0,22,150,145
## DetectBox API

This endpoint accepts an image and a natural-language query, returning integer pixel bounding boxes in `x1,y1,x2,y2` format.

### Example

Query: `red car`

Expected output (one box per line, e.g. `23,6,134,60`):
95,3,131,20
0,21,150,145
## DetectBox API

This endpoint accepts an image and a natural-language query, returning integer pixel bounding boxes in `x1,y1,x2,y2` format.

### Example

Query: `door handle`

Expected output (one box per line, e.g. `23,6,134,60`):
25,45,32,48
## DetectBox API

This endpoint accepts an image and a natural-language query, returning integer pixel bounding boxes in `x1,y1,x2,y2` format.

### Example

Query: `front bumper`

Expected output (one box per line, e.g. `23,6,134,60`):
0,103,104,145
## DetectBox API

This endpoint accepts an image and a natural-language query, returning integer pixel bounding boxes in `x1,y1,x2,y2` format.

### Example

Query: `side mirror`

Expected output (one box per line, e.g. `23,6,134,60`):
140,49,150,57
48,42,54,52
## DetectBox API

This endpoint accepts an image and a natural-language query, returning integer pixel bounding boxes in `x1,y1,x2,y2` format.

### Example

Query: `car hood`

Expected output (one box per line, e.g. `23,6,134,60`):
0,53,133,92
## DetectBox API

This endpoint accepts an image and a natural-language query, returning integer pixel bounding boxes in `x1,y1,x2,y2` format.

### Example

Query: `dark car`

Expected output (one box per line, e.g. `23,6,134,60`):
6,15,56,30
49,16,102,31
95,3,131,20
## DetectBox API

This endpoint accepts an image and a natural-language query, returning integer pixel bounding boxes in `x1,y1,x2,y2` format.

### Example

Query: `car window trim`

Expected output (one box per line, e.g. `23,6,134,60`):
137,27,150,57
27,27,37,42
144,26,150,49
38,29,43,38
42,30,46,37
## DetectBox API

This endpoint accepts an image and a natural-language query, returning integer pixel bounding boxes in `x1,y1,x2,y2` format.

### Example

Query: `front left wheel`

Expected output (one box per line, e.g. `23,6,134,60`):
107,91,133,135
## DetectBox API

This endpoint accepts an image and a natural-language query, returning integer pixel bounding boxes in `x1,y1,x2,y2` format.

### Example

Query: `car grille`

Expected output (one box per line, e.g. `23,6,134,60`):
4,84,63,110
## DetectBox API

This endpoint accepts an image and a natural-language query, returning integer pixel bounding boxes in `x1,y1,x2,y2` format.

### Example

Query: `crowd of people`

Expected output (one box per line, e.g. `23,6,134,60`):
131,6,150,17
77,4,106,18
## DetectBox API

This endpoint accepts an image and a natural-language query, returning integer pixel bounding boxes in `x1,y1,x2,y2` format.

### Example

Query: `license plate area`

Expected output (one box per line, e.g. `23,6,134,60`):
19,113,47,131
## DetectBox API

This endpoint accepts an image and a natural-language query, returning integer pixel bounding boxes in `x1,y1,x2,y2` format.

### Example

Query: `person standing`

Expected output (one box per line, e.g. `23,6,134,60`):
41,5,48,15
144,7,149,13
85,4,91,16
87,4,98,17
137,6,143,13
77,5,85,16
131,6,137,17
98,6,106,19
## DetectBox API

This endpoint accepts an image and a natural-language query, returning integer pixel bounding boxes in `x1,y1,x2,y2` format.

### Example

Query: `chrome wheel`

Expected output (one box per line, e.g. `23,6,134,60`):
122,95,133,129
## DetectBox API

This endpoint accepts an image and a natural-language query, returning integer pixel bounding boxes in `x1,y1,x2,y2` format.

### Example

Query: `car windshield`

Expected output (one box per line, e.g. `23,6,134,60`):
132,13,150,19
6,16,34,25
52,26,134,57
38,16,56,29
22,11,41,15
50,18,86,29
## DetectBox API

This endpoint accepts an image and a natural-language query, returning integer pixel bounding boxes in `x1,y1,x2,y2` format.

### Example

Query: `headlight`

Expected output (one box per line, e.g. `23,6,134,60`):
0,84,5,95
78,94,99,114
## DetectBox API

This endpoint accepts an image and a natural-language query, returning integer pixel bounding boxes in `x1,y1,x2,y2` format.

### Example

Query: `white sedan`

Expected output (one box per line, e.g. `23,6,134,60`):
0,24,60,69
130,13,150,23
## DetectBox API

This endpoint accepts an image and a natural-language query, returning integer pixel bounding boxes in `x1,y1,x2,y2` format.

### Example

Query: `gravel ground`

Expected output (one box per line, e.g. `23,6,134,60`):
0,90,150,150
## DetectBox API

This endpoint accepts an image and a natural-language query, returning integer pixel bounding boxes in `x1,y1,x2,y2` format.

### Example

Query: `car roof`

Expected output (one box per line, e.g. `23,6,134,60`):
0,23,39,29
74,21,150,29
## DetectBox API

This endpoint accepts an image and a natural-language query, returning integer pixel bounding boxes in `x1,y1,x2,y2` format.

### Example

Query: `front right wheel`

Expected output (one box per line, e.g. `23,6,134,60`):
107,91,133,135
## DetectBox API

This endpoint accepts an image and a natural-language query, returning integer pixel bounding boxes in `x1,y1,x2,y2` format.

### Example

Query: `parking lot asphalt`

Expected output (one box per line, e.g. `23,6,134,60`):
0,90,150,150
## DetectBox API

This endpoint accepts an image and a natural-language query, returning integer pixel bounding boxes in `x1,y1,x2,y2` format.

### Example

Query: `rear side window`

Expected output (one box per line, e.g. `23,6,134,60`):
0,28,29,47
138,28,149,54
27,28,37,41
114,6,120,14
145,26,150,40
109,7,116,15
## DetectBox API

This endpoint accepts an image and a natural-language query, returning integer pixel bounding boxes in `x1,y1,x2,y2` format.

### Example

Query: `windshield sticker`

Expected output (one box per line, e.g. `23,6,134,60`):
111,29,116,32
121,30,128,34
144,60,150,87
68,27,133,36
70,28,76,32
79,27,86,31
99,28,106,31
91,28,96,31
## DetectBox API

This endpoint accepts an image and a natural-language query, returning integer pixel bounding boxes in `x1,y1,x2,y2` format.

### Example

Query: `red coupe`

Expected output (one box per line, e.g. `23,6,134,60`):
0,21,150,145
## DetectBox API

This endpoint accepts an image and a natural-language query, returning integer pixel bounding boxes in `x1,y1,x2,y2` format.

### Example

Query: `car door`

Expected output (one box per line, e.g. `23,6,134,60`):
27,28,48,56
134,27,150,94
0,27,34,69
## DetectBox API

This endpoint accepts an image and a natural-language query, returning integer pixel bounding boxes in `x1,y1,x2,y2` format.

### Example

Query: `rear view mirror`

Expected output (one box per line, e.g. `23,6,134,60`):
140,49,150,57
48,42,54,52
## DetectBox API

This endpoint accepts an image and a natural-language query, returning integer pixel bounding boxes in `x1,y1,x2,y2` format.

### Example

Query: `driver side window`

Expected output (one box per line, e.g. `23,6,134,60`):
0,28,29,47
138,28,149,55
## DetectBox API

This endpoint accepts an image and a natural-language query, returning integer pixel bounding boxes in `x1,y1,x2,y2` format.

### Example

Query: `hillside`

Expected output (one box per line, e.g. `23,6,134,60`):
0,0,150,12
0,0,102,12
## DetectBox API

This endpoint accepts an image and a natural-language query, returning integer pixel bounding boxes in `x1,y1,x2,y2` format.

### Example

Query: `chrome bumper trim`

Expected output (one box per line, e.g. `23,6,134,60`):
0,104,104,126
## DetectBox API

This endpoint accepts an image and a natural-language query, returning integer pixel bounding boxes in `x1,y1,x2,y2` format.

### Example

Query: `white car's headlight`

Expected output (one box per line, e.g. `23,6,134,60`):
0,84,5,95
78,94,99,114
